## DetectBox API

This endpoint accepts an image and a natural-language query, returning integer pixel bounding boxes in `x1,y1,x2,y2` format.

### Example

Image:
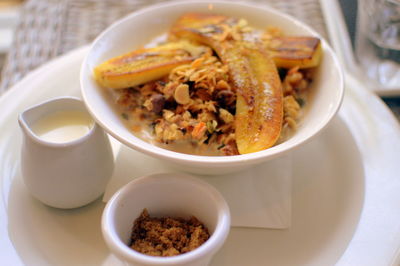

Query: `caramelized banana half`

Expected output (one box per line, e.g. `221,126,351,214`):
170,13,230,31
266,36,322,68
94,40,210,89
225,43,283,154
169,13,234,56
171,14,284,153
170,13,322,69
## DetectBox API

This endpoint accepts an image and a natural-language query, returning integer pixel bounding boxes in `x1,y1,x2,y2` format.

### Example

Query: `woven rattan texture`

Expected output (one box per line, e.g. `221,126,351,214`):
0,0,328,93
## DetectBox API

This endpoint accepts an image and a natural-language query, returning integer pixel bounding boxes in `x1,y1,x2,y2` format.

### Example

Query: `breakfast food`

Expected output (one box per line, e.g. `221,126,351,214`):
130,209,210,257
94,13,322,155
95,40,211,89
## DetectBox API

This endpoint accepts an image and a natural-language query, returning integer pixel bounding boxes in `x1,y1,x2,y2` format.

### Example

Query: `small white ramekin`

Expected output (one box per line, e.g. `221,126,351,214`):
101,173,231,266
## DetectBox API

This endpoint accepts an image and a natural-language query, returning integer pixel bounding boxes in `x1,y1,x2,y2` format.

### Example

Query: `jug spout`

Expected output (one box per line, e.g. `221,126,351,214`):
18,99,56,142
18,103,46,141
18,96,95,144
18,113,31,137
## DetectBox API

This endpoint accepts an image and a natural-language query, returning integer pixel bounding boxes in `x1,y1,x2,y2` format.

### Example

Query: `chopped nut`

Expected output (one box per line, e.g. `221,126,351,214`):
163,123,184,141
219,108,234,123
287,72,303,84
198,111,215,122
182,111,192,120
220,139,239,155
163,110,175,122
284,95,300,110
285,116,297,129
297,79,309,91
174,84,190,104
216,80,231,90
206,120,218,133
143,98,153,111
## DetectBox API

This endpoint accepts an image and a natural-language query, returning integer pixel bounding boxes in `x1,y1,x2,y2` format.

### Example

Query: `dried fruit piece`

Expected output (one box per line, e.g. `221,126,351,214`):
94,40,209,89
192,122,207,140
219,108,234,124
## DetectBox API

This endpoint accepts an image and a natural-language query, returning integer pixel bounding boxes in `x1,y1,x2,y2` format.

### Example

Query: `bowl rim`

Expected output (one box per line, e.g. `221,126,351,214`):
80,0,344,166
101,172,231,264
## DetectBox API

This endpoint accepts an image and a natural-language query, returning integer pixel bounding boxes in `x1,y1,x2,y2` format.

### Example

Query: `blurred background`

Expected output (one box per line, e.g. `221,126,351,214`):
0,0,23,78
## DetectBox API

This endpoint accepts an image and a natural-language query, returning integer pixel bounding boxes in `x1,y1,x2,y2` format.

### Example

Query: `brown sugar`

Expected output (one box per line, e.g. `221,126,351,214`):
130,209,210,257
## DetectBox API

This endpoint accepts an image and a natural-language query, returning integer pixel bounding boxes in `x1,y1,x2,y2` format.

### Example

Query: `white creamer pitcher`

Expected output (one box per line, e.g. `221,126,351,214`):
18,96,114,209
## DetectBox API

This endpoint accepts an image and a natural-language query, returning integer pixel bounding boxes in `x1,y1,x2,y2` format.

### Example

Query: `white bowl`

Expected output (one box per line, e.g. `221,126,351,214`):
101,173,231,266
80,1,344,175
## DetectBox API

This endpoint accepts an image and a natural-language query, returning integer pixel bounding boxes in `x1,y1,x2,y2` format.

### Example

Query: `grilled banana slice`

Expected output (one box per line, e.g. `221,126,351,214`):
171,14,284,154
94,40,209,89
265,36,322,68
169,13,232,56
170,13,322,69
226,43,283,154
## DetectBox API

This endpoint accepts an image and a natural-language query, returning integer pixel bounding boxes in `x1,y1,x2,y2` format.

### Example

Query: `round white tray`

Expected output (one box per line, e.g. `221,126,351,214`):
1,47,400,265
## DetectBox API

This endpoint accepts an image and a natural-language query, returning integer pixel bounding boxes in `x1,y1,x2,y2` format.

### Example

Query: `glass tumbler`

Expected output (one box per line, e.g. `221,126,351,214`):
355,0,400,88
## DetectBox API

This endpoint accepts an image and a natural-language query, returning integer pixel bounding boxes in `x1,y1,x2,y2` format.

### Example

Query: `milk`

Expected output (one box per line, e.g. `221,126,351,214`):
31,110,93,143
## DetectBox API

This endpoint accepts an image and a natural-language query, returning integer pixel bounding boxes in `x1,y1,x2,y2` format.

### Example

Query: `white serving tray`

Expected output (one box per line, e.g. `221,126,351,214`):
1,47,400,265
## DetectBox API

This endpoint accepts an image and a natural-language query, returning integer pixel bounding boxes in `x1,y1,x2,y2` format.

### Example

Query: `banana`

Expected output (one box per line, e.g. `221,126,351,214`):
169,13,322,69
265,36,322,68
171,13,284,154
225,43,283,154
94,40,209,89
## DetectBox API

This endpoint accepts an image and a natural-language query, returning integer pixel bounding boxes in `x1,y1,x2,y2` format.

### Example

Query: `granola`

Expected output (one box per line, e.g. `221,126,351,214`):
97,13,320,155
115,53,312,155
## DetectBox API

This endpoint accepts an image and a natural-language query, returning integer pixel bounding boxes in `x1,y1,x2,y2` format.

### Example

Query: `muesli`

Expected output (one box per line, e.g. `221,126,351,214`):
94,13,321,155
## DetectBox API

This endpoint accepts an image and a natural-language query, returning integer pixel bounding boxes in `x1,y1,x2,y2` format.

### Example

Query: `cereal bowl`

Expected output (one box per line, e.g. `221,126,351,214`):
101,172,231,266
81,1,344,174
